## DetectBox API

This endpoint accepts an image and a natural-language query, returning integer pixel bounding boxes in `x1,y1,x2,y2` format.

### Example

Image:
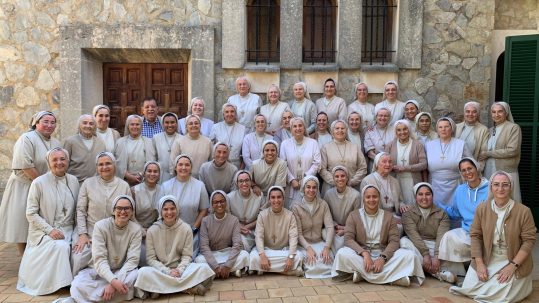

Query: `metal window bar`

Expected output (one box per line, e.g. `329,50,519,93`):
246,1,280,64
303,0,337,64
362,0,397,65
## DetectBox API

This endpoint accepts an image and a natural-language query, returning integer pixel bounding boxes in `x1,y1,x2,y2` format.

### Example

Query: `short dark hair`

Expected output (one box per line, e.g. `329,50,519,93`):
142,96,157,106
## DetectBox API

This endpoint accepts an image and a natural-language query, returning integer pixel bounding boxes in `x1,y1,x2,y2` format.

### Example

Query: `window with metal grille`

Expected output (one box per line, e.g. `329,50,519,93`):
362,0,397,65
246,0,280,64
303,0,337,64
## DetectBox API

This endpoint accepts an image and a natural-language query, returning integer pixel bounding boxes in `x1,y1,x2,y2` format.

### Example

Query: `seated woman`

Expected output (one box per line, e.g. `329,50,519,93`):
400,182,455,284
251,140,287,197
438,157,489,277
323,166,361,253
242,114,273,170
360,152,408,225
195,190,250,279
72,152,131,275
17,148,79,296
291,176,334,278
71,195,142,302
249,186,303,276
131,161,162,266
135,195,215,298
450,171,536,302
227,170,266,251
332,185,424,286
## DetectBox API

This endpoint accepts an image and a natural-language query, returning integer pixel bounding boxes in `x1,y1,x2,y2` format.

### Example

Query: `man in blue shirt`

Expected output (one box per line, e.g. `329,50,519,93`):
141,97,163,138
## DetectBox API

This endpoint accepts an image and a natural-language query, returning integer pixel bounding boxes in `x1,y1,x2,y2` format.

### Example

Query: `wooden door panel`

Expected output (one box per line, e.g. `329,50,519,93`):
104,63,188,134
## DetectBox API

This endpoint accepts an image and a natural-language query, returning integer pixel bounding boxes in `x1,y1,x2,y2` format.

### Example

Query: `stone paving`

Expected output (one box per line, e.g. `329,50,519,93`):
1,242,538,303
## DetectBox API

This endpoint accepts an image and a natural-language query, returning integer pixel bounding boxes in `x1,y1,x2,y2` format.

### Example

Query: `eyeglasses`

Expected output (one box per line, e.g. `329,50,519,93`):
492,182,511,189
237,179,251,184
115,206,133,212
460,167,475,173
212,200,226,205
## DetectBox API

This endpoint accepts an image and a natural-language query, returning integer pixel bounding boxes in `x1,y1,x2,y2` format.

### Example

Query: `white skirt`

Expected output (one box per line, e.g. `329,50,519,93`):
17,232,73,295
332,247,425,285
241,232,256,252
299,241,333,279
400,237,465,277
194,247,250,271
438,228,471,262
134,263,215,294
0,174,31,243
249,247,303,273
71,268,138,302
450,249,532,303
322,229,344,255
70,231,92,276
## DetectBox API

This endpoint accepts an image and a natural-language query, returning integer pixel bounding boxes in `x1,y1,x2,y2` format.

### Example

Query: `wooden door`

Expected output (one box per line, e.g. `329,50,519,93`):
103,63,188,134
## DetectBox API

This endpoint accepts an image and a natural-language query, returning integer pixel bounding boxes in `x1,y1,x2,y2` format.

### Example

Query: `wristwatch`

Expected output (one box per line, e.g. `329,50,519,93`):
380,254,388,261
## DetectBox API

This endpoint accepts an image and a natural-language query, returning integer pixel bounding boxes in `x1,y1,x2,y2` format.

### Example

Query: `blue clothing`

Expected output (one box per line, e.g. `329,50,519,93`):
436,178,489,232
141,117,163,138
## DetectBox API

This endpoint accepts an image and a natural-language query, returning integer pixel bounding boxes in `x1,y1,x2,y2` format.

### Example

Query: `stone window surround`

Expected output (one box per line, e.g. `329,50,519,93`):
59,24,214,138
222,0,422,71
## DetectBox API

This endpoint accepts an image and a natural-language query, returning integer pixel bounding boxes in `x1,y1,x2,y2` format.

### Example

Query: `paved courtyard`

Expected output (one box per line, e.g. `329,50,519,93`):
1,242,538,303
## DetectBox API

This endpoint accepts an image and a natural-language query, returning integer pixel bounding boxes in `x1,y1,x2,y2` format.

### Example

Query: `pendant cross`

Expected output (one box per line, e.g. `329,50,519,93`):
271,234,277,243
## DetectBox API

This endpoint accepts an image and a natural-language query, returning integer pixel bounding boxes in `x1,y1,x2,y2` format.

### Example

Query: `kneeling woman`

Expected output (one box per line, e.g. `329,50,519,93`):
400,183,455,283
450,171,536,302
196,191,250,278
292,176,335,278
332,185,424,286
135,195,214,297
17,147,79,296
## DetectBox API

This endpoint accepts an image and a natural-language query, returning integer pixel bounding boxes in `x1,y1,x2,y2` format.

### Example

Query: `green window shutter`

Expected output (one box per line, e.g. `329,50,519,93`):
503,34,539,225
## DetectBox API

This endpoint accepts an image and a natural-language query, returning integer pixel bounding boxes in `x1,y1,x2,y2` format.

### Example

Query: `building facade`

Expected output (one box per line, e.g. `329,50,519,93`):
0,0,538,191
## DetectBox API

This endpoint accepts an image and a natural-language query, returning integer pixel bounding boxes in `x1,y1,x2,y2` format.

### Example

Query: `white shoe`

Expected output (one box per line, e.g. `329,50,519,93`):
234,269,242,278
436,271,456,284
257,270,264,276
352,271,363,283
392,276,410,287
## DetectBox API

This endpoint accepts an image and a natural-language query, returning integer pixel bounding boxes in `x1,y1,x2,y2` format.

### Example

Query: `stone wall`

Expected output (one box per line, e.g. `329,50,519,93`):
411,0,496,123
0,0,223,191
495,0,539,30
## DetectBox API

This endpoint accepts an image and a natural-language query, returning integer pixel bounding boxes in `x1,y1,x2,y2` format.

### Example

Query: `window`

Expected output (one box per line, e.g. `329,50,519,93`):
246,0,280,64
362,0,397,64
303,0,337,64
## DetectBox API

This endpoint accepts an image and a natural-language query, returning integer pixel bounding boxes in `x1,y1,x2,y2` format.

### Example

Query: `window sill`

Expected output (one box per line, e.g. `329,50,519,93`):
243,63,280,72
301,63,339,72
360,63,399,72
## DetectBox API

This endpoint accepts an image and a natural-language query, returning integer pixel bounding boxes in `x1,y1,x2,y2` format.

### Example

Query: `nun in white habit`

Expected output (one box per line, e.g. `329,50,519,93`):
70,195,142,302
17,148,79,296
135,195,215,297
114,114,156,186
227,170,266,251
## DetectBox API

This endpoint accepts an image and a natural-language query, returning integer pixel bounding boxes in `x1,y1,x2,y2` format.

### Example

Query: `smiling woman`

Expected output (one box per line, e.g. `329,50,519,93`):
0,111,61,255
63,114,107,184
17,148,80,296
